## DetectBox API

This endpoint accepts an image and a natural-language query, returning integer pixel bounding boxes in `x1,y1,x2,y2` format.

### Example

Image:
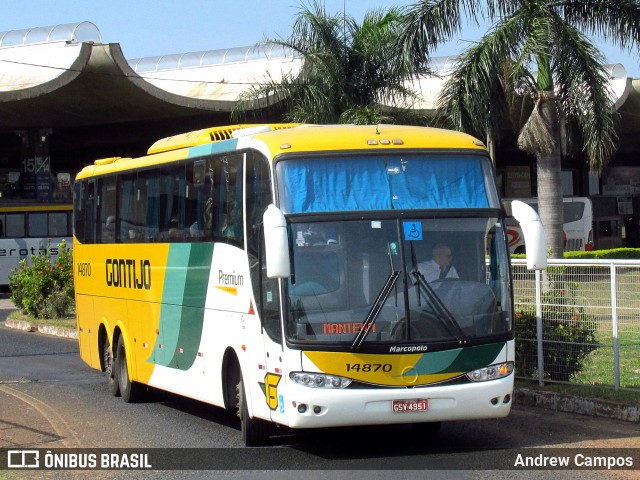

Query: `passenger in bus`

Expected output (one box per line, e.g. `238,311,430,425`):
221,200,240,238
189,221,201,238
203,198,213,233
417,243,459,282
103,216,116,243
167,217,182,240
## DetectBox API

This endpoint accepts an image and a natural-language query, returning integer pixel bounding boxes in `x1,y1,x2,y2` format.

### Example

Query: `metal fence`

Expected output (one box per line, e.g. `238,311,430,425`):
511,259,640,391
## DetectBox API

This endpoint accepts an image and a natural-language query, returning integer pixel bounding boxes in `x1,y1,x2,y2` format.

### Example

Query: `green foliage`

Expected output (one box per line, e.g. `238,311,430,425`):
232,1,429,125
515,271,598,382
512,248,640,260
564,248,640,260
8,240,75,319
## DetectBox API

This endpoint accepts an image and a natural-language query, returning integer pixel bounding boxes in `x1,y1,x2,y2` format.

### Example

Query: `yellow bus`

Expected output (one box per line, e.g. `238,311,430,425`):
73,123,545,446
0,203,72,286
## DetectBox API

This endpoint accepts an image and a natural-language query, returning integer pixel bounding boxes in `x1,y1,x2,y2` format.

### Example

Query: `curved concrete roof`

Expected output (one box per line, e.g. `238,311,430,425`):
131,45,303,103
0,21,637,142
0,23,303,134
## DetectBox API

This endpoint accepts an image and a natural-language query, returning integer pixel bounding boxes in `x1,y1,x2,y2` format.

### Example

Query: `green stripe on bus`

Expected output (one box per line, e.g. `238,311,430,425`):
152,244,192,366
151,243,213,369
409,342,505,376
166,243,213,370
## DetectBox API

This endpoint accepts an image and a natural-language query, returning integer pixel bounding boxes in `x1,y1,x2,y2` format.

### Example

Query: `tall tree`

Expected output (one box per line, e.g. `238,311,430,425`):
400,0,640,257
232,0,430,125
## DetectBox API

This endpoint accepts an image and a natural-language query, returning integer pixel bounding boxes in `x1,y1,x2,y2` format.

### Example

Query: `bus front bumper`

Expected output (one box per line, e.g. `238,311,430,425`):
281,375,513,429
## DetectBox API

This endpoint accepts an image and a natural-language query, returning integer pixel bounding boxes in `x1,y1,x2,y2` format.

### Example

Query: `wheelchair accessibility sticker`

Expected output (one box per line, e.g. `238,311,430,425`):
403,221,423,241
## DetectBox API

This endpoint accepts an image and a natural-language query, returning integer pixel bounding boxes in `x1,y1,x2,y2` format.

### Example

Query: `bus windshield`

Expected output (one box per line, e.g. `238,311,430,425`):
276,154,499,213
285,217,512,348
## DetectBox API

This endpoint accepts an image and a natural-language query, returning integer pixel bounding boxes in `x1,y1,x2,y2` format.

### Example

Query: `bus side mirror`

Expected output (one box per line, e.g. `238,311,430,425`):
509,200,547,270
263,204,291,278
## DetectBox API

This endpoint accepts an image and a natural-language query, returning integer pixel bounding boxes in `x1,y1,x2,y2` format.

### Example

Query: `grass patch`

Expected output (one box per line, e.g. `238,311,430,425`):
515,379,640,405
8,310,77,330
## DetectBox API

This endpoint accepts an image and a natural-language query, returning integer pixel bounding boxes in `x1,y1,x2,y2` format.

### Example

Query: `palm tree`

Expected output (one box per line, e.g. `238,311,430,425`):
400,0,640,257
232,0,429,125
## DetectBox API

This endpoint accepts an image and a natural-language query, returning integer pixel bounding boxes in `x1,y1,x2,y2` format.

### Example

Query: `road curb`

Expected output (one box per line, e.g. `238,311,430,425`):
4,317,78,340
514,387,640,423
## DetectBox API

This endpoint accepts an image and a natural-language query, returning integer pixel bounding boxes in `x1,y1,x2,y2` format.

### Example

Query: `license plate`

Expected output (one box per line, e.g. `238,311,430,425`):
392,399,429,413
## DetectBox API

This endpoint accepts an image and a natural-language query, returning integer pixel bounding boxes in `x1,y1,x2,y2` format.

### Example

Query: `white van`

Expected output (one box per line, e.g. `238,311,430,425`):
504,197,593,253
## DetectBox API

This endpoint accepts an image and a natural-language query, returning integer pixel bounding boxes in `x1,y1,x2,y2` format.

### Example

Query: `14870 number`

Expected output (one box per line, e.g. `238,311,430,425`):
346,363,392,373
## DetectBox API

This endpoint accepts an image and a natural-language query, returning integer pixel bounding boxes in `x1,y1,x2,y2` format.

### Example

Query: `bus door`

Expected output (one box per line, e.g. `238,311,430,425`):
240,152,288,424
259,287,288,425
251,240,287,423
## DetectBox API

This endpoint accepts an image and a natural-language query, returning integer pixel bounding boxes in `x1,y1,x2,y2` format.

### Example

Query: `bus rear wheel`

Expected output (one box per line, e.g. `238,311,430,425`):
102,336,119,397
115,335,145,403
236,378,270,446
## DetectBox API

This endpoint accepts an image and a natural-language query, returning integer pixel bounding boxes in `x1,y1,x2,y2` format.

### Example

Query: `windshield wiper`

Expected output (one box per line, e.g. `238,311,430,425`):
412,271,467,343
352,271,400,350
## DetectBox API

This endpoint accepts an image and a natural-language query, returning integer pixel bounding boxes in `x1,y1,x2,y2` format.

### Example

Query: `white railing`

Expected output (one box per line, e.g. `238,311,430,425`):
510,259,640,391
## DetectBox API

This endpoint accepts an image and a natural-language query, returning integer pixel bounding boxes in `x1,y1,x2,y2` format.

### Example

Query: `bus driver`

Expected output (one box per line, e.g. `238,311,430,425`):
417,243,459,282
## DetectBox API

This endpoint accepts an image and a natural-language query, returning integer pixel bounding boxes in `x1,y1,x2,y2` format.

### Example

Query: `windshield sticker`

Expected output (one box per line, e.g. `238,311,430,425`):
403,221,423,240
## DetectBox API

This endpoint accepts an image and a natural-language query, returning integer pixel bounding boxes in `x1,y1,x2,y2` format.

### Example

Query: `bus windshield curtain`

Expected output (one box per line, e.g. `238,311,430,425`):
278,156,490,214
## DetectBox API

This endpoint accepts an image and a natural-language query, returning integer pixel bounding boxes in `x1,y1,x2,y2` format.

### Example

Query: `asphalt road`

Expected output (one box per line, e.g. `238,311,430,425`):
1,302,639,480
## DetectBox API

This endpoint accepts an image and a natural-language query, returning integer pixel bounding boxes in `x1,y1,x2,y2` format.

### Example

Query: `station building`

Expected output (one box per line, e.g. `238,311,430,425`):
1,22,639,247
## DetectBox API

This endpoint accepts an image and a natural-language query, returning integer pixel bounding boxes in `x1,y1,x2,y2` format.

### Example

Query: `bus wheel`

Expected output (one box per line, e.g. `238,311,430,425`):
115,335,145,403
236,378,270,446
102,336,120,397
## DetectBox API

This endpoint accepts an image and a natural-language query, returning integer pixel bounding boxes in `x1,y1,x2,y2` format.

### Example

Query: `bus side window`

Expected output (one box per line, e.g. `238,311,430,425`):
259,230,282,343
48,212,68,237
85,181,96,243
6,214,25,237
246,152,271,255
158,166,186,242
98,177,117,243
118,173,152,243
74,182,85,243
28,213,48,237
211,154,244,244
186,159,208,241
0,215,4,237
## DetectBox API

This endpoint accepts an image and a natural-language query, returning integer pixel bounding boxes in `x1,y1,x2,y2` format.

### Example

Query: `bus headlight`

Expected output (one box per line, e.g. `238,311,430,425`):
466,362,514,382
290,372,352,389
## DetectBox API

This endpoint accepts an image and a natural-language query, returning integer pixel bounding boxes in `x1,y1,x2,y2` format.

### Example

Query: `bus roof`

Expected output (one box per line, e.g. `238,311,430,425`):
252,124,486,154
76,124,487,180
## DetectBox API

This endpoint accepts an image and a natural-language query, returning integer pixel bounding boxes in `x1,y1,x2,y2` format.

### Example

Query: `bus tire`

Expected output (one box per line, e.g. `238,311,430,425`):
102,336,120,397
115,335,145,403
236,378,270,446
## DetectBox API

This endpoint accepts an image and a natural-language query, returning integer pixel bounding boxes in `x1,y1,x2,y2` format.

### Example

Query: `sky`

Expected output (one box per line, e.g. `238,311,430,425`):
0,0,638,77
